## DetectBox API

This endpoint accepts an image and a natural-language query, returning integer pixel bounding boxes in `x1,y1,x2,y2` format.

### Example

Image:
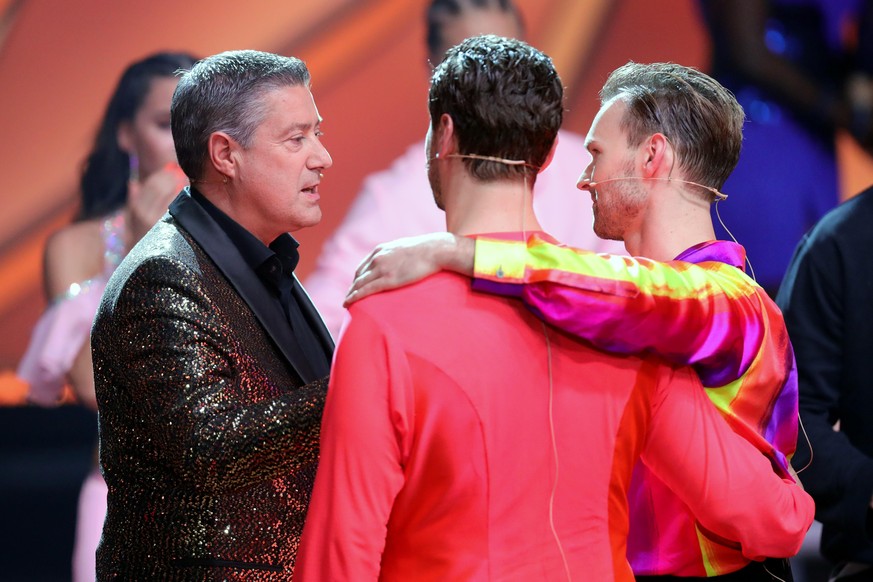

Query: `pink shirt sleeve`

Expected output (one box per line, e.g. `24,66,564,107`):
17,280,106,406
641,364,813,560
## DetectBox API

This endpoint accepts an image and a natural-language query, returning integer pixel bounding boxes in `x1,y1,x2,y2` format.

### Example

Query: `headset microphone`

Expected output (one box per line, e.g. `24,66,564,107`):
587,176,728,201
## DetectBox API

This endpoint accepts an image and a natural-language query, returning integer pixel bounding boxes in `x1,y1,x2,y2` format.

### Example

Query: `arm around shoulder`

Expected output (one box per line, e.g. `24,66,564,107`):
344,232,472,306
472,235,765,385
641,365,814,560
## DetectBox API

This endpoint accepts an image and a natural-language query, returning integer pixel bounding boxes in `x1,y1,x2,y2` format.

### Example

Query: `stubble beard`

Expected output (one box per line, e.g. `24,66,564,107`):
427,150,445,211
592,170,645,241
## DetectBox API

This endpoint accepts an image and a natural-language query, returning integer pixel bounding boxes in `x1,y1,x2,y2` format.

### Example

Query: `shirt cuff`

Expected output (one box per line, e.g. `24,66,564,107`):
473,238,530,283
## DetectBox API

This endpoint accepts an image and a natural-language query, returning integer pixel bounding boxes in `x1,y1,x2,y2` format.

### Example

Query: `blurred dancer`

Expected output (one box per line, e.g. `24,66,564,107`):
17,51,196,582
698,0,873,295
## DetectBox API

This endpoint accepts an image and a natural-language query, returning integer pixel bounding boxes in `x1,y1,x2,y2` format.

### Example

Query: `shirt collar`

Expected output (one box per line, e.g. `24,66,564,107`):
674,240,746,271
189,187,300,284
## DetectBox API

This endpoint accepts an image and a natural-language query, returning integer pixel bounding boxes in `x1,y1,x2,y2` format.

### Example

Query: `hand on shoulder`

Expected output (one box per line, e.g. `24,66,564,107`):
343,232,474,306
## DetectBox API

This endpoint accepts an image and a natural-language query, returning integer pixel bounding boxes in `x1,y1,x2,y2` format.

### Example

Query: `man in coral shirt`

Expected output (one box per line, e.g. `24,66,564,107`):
346,61,802,580
294,37,812,582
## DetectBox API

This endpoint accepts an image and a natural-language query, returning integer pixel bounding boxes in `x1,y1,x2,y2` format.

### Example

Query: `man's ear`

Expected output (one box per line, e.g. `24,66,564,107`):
641,132,672,178
207,132,238,179
539,134,559,173
434,113,457,158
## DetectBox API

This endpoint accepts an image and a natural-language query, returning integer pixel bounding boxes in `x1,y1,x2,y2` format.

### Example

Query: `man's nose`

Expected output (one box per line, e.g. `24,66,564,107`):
577,174,593,191
577,163,595,190
315,141,333,170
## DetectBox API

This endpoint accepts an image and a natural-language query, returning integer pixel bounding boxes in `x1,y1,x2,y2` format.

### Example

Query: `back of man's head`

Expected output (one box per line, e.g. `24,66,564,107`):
428,34,562,183
171,49,310,182
600,61,744,190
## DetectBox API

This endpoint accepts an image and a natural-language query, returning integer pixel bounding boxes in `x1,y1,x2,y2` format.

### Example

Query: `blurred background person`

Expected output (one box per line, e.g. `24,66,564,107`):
777,184,873,581
15,51,196,582
303,0,624,338
697,0,873,296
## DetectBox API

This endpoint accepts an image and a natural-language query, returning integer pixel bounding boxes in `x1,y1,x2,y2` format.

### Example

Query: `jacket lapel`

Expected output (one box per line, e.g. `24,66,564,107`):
292,274,335,358
169,190,329,383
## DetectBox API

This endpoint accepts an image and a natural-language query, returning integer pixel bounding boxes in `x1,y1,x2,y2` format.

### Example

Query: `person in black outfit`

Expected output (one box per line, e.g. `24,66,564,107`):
777,185,873,581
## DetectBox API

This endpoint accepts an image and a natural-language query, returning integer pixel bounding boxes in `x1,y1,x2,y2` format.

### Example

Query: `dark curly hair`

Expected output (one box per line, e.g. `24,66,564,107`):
428,34,563,183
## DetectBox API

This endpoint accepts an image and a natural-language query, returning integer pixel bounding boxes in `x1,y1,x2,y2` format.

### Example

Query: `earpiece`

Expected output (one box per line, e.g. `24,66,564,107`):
587,176,728,201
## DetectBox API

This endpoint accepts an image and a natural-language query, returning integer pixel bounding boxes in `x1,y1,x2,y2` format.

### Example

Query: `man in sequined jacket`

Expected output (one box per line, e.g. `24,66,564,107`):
92,50,334,580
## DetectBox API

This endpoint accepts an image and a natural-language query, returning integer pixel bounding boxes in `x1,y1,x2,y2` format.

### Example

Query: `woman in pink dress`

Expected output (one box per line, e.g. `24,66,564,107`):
17,51,196,582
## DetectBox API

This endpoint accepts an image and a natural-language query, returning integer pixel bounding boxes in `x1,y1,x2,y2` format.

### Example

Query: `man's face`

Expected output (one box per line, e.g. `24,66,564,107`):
118,76,179,179
230,84,332,244
578,98,646,241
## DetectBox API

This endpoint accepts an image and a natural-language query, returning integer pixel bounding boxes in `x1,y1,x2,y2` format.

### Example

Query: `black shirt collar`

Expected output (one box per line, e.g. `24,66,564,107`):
190,188,299,288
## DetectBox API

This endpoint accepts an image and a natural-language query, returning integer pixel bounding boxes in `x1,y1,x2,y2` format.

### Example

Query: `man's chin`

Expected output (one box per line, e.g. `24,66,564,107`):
288,209,323,232
308,210,323,227
593,225,621,242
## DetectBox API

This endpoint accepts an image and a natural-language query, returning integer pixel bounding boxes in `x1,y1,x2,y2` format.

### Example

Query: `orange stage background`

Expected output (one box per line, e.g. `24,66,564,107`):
1,0,871,375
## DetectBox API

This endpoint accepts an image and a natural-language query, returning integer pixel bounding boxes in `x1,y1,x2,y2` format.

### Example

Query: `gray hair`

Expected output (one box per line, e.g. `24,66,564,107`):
171,50,310,181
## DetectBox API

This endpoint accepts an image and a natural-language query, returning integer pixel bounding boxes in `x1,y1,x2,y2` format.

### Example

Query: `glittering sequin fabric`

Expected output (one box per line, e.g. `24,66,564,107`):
93,218,326,580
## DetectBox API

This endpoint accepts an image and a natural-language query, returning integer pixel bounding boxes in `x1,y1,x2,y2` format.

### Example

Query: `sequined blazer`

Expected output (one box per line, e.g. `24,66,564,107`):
93,191,333,580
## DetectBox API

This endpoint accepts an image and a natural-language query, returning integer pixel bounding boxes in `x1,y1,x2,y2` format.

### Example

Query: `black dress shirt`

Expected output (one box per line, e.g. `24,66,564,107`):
190,188,331,379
